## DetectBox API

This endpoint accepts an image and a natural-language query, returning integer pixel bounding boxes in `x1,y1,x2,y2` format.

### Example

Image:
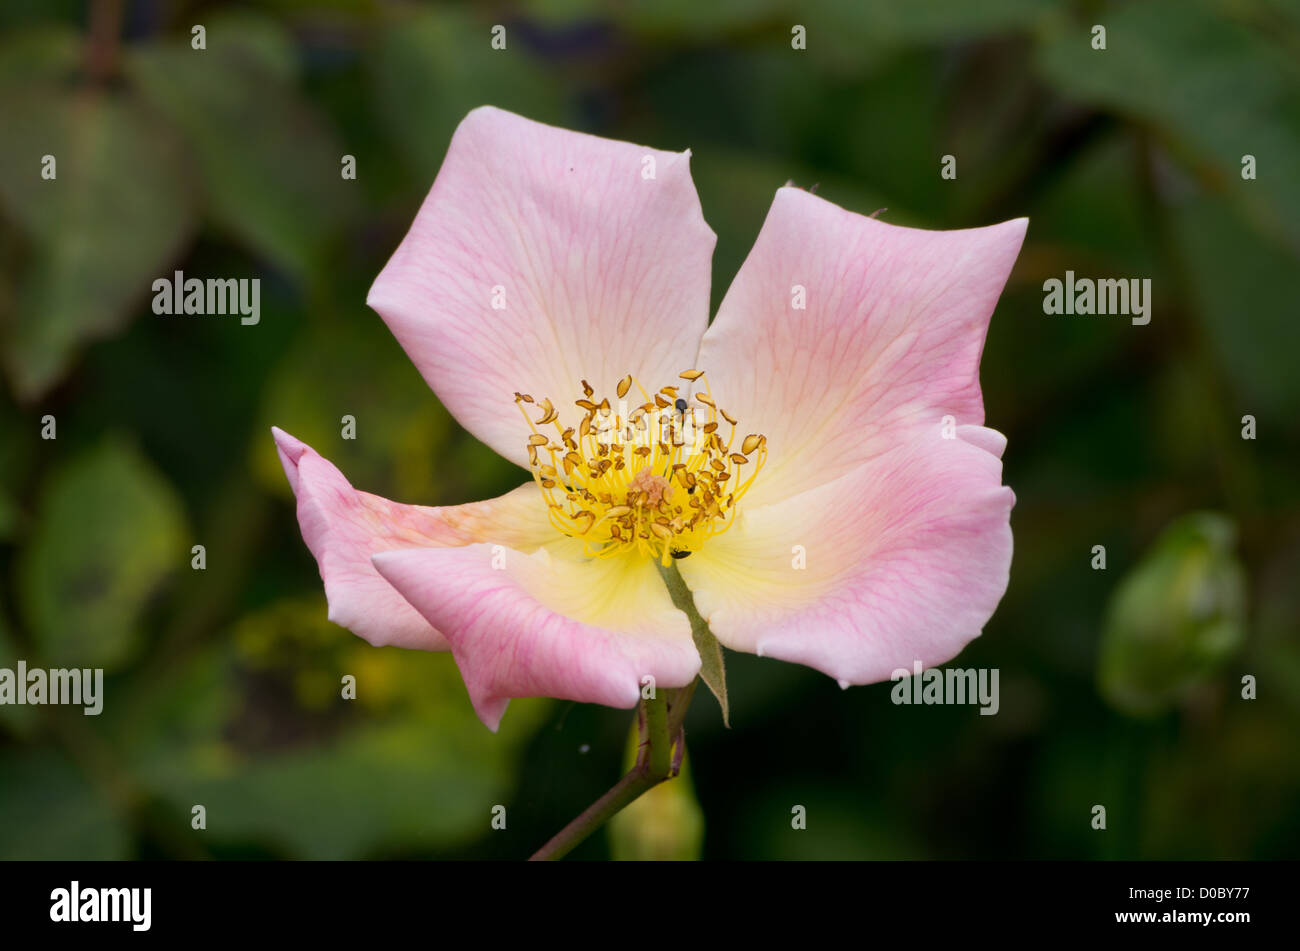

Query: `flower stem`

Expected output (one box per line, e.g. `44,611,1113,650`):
529,685,694,861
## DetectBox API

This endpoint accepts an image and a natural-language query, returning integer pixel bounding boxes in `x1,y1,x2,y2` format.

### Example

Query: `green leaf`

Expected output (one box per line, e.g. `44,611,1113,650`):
0,749,129,859
812,0,1058,45
1098,512,1247,716
575,0,1055,50
0,86,197,399
1035,0,1300,250
252,318,458,505
115,597,552,859
0,399,28,542
0,24,80,86
369,8,565,176
200,11,299,85
125,20,354,283
656,560,729,726
0,611,37,737
19,438,188,670
1173,195,1300,417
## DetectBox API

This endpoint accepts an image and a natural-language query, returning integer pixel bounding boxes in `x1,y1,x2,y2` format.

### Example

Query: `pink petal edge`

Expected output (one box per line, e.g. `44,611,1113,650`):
695,185,1026,509
371,545,701,731
271,426,553,652
679,423,1015,684
367,106,716,469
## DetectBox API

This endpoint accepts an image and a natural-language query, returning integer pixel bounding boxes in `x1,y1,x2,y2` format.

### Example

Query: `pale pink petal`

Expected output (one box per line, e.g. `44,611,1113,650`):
367,106,716,468
371,544,700,731
272,427,555,651
695,186,1026,507
677,425,1014,685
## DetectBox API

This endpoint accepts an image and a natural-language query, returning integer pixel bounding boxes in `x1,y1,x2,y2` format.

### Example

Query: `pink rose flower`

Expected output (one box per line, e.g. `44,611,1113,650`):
273,107,1025,731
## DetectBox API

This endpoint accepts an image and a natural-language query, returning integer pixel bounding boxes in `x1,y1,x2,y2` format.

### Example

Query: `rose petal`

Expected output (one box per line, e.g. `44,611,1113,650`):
367,106,716,468
696,186,1025,507
272,427,554,651
678,424,1014,685
371,543,700,731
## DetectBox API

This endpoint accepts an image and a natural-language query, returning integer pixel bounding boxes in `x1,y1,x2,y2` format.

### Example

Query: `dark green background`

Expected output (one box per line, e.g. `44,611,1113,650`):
1,0,1297,860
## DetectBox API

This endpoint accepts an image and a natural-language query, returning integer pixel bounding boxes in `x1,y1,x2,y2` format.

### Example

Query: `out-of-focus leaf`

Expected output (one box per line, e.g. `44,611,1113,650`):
0,749,129,859
252,319,454,504
550,0,1056,44
200,11,299,84
0,610,37,737
735,789,923,859
126,19,353,283
0,86,196,398
594,0,788,39
19,439,188,670
1027,133,1155,271
1143,705,1300,858
813,0,1058,45
981,134,1151,420
1035,0,1300,249
831,52,953,217
688,146,891,311
115,597,551,859
0,24,79,85
1173,195,1300,418
0,399,26,541
1098,512,1247,716
369,8,565,176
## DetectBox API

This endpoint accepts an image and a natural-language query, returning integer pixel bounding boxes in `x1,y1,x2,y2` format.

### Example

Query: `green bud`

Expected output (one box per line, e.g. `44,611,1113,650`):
607,718,704,860
1099,512,1246,716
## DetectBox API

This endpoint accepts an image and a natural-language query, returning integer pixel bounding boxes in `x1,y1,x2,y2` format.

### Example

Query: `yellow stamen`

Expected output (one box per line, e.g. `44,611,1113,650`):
515,371,768,566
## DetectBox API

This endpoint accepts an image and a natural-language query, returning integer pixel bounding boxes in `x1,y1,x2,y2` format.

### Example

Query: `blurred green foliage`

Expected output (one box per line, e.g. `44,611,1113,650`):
1099,512,1247,716
0,0,1297,860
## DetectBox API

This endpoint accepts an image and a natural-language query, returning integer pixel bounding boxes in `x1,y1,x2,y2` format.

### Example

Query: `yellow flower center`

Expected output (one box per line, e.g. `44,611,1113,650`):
515,370,767,566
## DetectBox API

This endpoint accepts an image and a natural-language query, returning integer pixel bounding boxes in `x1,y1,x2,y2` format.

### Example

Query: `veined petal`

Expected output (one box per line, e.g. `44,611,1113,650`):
696,186,1025,507
677,425,1014,685
367,106,716,468
371,544,700,731
272,427,554,651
